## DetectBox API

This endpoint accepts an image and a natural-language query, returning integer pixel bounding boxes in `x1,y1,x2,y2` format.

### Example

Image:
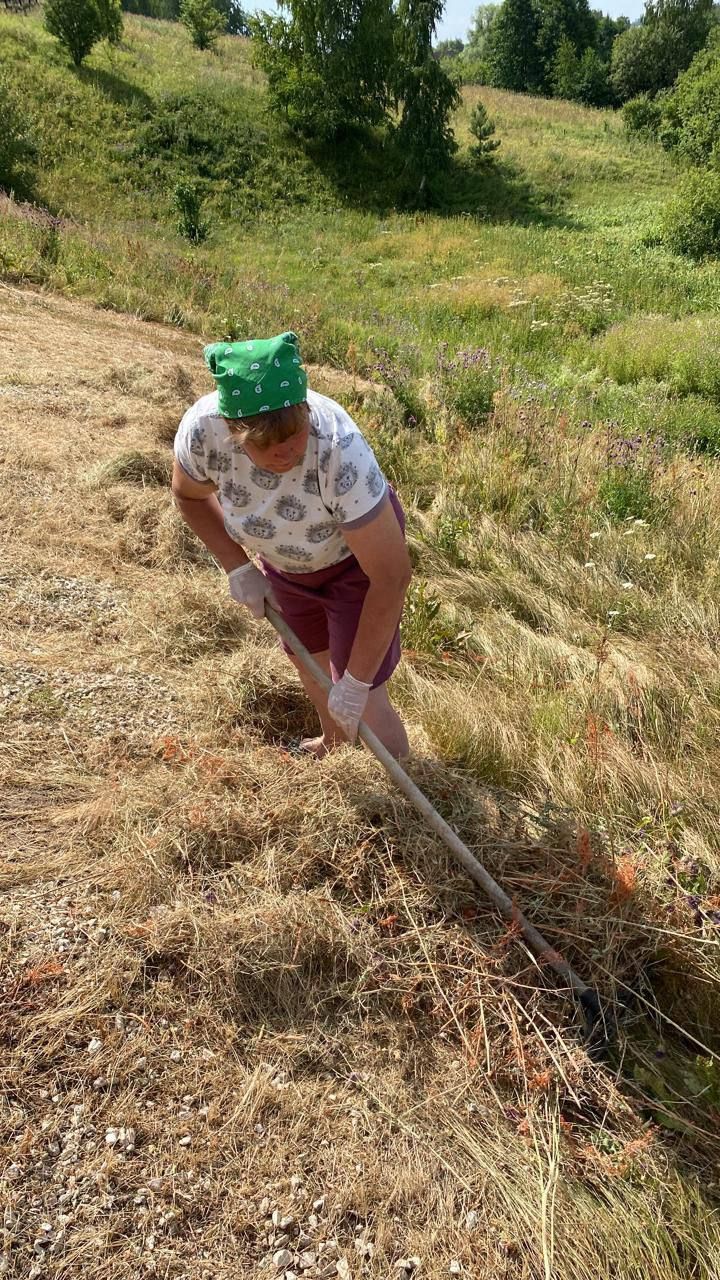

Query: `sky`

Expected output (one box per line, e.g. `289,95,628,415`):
248,1,647,40
435,0,646,40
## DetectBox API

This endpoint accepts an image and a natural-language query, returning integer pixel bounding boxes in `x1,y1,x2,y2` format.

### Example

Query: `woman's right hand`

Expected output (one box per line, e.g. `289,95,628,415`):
227,563,280,619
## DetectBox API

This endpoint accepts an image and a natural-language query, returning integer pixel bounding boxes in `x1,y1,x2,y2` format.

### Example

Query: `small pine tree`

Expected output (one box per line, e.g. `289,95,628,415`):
180,0,225,50
468,100,500,160
44,0,108,66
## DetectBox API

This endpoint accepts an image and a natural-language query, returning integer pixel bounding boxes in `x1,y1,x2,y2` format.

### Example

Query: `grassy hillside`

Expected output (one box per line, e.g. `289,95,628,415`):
2,10,720,1280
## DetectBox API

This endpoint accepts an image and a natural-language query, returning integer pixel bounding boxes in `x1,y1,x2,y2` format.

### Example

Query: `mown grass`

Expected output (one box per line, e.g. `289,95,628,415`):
2,10,720,1279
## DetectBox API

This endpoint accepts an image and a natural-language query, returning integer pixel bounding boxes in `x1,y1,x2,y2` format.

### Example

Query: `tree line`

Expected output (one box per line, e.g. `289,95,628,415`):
435,0,718,108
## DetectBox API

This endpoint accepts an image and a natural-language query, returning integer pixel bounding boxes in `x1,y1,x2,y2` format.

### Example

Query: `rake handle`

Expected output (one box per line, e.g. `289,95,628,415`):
265,605,603,1030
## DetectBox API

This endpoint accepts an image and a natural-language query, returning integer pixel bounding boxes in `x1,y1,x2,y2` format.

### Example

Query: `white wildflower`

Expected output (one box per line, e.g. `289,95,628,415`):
621,581,634,589
590,531,602,540
644,553,656,561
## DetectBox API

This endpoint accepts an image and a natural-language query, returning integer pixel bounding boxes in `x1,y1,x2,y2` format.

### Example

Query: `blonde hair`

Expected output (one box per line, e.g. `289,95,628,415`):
226,401,309,448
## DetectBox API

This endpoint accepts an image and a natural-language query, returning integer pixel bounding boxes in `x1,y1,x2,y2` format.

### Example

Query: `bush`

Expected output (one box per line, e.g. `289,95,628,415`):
661,29,720,167
180,0,225,50
660,167,720,260
173,180,208,242
44,0,117,66
622,92,664,140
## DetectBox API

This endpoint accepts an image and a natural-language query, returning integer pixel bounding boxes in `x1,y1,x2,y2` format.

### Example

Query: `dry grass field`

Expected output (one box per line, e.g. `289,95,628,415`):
2,282,720,1279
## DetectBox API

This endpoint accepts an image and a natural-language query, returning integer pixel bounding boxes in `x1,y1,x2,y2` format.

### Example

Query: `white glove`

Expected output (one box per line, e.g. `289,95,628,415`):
227,562,280,620
327,670,372,741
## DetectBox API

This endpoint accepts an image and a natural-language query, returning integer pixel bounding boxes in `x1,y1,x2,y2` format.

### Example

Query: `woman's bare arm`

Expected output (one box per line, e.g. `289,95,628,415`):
171,461,249,573
340,499,412,684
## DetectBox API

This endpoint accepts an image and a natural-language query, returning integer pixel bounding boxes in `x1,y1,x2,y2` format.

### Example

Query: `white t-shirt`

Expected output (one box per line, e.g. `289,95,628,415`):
173,388,387,574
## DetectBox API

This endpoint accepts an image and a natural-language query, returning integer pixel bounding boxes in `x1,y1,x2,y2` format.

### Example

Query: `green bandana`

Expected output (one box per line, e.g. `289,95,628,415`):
203,331,308,420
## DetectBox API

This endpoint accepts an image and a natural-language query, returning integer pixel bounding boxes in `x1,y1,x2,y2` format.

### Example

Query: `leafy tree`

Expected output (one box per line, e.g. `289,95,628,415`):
535,0,596,92
121,0,181,15
575,45,613,104
44,0,118,65
486,0,542,92
433,37,464,60
592,9,630,63
97,0,123,44
394,0,461,200
611,0,716,101
459,4,499,81
180,0,225,49
552,34,581,97
215,0,249,34
658,27,720,162
468,98,500,159
250,0,396,140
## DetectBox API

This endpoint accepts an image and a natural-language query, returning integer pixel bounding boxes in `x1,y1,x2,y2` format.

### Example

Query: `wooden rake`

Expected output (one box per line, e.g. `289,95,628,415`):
265,603,607,1047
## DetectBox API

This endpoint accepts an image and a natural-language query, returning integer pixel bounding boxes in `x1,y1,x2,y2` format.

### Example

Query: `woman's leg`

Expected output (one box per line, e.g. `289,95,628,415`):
288,651,408,760
362,682,409,761
287,649,349,756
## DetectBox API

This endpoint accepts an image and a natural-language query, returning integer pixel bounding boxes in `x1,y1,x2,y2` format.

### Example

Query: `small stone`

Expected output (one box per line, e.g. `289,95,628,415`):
272,1210,283,1227
260,1197,272,1216
313,1197,325,1212
336,1261,351,1280
290,1174,303,1191
449,1263,462,1276
87,1038,103,1054
114,1014,125,1032
179,1135,192,1147
464,1211,479,1231
105,1128,119,1146
298,1251,317,1269
273,1249,293,1270
170,1050,182,1063
280,1215,295,1231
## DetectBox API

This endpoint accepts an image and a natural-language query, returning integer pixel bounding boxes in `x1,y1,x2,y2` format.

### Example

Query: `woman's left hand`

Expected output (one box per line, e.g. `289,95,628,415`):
327,670,372,741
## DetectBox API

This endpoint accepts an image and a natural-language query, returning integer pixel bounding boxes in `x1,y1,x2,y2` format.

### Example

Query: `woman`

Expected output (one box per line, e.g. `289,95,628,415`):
172,331,412,760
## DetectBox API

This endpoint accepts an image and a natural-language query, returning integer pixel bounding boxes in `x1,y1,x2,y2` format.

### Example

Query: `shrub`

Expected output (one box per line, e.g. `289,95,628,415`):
44,0,115,66
660,167,720,260
468,100,500,161
622,92,664,140
180,0,225,50
661,28,720,167
173,180,208,242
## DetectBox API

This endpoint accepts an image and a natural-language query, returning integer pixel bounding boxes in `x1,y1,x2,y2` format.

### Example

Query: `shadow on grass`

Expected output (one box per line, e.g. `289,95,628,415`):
77,63,153,112
305,129,577,229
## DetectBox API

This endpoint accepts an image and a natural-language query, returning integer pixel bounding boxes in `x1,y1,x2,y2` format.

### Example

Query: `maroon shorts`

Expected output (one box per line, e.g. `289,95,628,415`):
261,489,405,690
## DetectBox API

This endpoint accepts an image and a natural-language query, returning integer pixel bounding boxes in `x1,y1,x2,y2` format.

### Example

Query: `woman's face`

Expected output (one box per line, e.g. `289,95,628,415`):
237,410,311,474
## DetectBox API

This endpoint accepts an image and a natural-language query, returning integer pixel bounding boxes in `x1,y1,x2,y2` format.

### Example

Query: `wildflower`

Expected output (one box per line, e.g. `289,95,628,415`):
608,610,620,618
644,553,656,561
584,561,595,569
621,581,634,589
590,531,602,540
